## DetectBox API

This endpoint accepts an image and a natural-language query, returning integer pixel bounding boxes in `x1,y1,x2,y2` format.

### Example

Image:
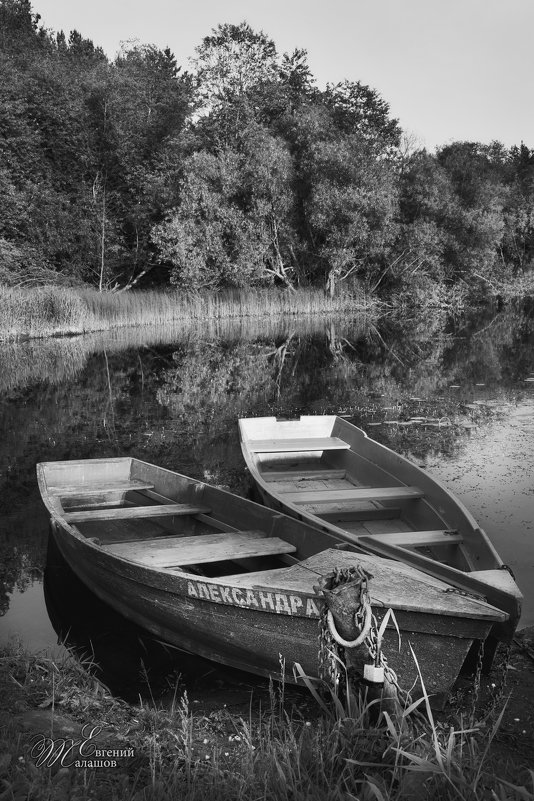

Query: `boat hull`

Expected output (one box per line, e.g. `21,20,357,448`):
50,517,493,702
238,415,522,644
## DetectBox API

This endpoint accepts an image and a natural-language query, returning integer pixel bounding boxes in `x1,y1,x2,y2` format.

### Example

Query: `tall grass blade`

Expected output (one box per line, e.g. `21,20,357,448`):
408,644,445,772
363,779,388,801
376,608,401,654
292,663,330,715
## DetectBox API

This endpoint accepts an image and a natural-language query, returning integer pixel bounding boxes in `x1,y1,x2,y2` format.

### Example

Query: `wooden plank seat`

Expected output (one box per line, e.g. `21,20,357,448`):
370,530,463,547
104,531,297,568
262,469,347,482
219,566,293,586
64,504,211,523
283,486,424,505
247,437,350,453
54,479,155,497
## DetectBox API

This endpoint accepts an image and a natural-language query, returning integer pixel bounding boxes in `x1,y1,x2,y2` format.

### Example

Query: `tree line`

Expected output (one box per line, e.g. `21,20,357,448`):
1,0,534,299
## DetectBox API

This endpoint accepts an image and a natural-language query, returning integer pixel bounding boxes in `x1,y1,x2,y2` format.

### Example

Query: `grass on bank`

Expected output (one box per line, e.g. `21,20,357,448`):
1,642,533,801
0,284,371,342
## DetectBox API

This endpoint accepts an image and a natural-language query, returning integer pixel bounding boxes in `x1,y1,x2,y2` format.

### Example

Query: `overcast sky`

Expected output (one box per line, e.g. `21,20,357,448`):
33,0,533,151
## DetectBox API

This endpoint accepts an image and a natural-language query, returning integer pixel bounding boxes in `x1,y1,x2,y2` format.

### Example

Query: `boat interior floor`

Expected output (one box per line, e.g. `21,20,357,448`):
258,459,473,571
60,485,302,578
56,469,468,578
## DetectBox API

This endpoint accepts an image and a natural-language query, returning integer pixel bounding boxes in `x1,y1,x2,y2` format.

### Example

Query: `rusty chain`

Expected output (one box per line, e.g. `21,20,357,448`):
469,638,485,725
315,565,416,713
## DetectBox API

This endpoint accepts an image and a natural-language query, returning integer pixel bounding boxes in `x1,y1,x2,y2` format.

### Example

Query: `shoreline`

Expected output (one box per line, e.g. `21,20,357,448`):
1,281,533,345
1,631,533,800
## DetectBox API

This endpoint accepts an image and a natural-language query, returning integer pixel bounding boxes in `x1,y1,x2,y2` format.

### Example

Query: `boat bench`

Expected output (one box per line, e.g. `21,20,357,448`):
64,504,211,523
104,530,297,568
282,486,424,505
246,437,350,453
53,480,155,497
370,530,463,547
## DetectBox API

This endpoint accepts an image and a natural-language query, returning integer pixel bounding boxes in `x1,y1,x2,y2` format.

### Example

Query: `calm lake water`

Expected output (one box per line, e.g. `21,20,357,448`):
1,301,533,698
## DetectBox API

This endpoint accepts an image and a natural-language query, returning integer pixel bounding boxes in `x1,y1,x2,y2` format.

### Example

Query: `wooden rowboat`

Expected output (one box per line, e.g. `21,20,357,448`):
238,415,522,654
37,457,508,705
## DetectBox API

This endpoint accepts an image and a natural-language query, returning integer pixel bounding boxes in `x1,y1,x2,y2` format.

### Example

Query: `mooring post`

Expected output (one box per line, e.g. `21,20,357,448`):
324,581,405,724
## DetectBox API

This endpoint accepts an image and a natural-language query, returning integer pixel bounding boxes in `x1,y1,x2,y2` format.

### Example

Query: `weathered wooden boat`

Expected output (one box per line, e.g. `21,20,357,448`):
37,457,508,705
238,415,522,655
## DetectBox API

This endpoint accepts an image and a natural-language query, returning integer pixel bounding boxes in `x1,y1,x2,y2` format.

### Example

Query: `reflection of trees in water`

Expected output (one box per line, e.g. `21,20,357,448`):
0,524,45,617
1,303,533,617
0,316,354,396
442,302,534,387
158,342,275,422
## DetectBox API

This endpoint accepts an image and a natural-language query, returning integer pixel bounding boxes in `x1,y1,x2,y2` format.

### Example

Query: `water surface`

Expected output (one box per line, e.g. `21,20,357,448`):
1,302,533,695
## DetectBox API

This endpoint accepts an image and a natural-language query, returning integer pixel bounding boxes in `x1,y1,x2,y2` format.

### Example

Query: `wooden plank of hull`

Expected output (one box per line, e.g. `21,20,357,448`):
77,515,212,544
263,469,347,482
105,531,297,567
314,505,402,521
269,477,353,493
64,504,211,522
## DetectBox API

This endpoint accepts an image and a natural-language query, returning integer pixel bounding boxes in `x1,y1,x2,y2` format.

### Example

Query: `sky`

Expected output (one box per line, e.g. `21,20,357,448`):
33,0,534,151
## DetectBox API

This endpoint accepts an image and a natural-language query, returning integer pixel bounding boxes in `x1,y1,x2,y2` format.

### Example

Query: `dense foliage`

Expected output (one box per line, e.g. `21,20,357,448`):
1,0,534,299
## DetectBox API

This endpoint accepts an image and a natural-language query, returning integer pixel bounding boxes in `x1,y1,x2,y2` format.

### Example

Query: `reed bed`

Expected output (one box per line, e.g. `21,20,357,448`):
0,313,371,396
1,643,532,801
0,284,371,342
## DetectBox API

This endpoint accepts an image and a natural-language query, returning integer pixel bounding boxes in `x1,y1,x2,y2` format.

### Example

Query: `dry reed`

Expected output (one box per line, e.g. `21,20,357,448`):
0,285,372,342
